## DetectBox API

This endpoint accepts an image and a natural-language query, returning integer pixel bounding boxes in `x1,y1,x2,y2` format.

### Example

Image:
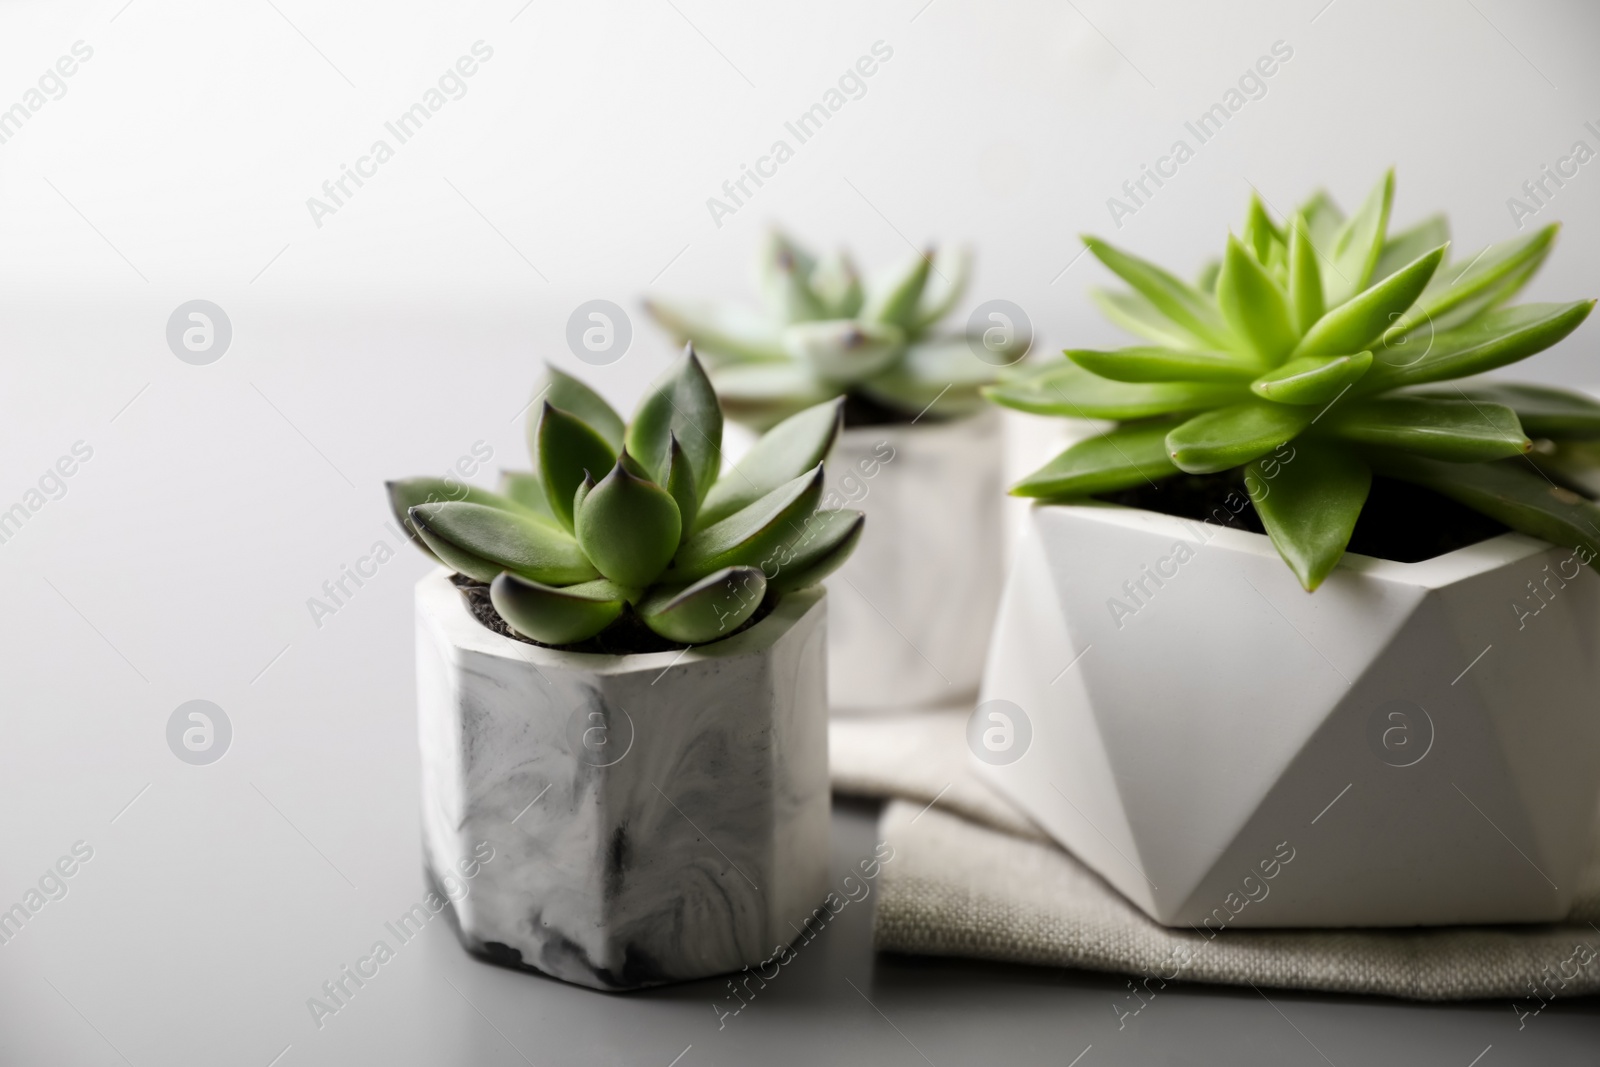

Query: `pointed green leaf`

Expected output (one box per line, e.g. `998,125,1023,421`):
1372,452,1600,565
1250,352,1372,405
1165,402,1315,474
911,246,971,330
572,470,596,519
626,349,723,500
708,361,836,431
781,319,905,384
643,298,786,364
1326,170,1393,306
1326,398,1530,461
1083,236,1233,349
497,471,559,525
1091,288,1199,349
1412,382,1600,439
1196,259,1222,296
766,509,865,595
1293,244,1446,358
1011,421,1180,498
759,231,824,323
638,566,767,644
1247,442,1371,591
810,252,863,318
1217,234,1297,364
1364,301,1596,393
1299,189,1345,253
536,402,616,530
574,459,682,587
531,364,625,455
661,435,699,537
410,501,597,584
1406,224,1558,330
982,360,1247,419
1374,214,1450,282
1287,213,1325,336
671,466,824,582
489,573,628,645
1067,346,1259,384
1242,193,1283,264
387,478,531,563
865,249,934,327
697,398,843,530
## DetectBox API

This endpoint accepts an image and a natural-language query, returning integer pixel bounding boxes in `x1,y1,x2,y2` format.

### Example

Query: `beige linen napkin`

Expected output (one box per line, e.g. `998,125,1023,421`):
831,709,1600,1001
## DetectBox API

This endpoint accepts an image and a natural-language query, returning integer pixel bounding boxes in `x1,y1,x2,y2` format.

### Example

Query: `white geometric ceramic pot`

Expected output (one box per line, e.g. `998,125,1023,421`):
975,502,1600,929
414,569,830,990
825,407,1005,713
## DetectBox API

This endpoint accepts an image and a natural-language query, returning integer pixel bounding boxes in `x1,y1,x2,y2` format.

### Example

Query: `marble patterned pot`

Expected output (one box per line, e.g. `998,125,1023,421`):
975,502,1600,928
415,568,830,990
825,407,1005,713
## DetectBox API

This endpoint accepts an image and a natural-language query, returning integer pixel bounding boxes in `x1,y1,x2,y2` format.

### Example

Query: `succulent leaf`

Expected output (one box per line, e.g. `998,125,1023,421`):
1298,189,1345,253
661,435,700,536
1084,236,1234,350
671,465,825,582
708,361,836,430
911,246,972,330
759,231,825,322
387,478,533,563
1412,381,1600,439
865,250,934,327
1373,452,1600,566
1406,225,1557,330
1374,214,1450,282
1067,346,1259,384
643,298,787,364
1287,214,1325,336
1326,398,1530,462
533,364,626,454
637,566,767,644
497,471,560,525
626,349,723,500
861,337,999,419
574,459,682,587
1325,169,1394,306
1293,244,1446,358
1011,421,1180,498
985,360,1248,420
1247,442,1371,591
489,573,628,645
1217,234,1297,364
1250,352,1372,405
1165,402,1316,474
536,401,616,530
1364,301,1595,393
782,319,905,384
765,509,866,595
697,398,843,530
1091,288,1200,349
1242,193,1283,265
410,501,598,584
809,252,864,318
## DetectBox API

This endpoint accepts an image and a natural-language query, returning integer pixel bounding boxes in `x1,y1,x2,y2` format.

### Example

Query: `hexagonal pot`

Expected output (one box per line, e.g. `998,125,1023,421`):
414,568,830,990
975,502,1600,928
825,407,1005,712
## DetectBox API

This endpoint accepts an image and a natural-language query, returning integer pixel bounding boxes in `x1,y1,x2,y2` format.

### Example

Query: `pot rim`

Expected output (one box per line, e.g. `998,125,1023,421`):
1026,498,1556,589
416,566,825,675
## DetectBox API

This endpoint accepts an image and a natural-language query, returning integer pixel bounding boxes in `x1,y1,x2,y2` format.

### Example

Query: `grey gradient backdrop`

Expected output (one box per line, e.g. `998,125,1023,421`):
2,0,1599,1064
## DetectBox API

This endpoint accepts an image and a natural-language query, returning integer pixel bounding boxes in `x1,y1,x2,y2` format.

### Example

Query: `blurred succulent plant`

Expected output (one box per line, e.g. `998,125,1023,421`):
388,352,863,647
647,231,1015,428
989,170,1600,590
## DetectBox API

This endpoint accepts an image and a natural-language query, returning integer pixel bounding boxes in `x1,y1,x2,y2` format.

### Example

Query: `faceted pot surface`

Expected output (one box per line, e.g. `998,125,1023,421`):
975,503,1600,928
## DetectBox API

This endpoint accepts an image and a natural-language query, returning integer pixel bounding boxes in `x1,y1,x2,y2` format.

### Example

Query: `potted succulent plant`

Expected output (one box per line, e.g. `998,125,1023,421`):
389,352,862,990
648,232,1019,712
977,172,1600,929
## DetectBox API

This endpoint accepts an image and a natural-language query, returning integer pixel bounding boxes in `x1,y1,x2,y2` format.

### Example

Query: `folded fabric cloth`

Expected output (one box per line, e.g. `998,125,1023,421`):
831,709,1600,1001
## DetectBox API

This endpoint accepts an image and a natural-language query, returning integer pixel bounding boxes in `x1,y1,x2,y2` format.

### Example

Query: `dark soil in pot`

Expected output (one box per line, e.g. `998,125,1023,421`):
1098,470,1511,564
841,391,951,428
